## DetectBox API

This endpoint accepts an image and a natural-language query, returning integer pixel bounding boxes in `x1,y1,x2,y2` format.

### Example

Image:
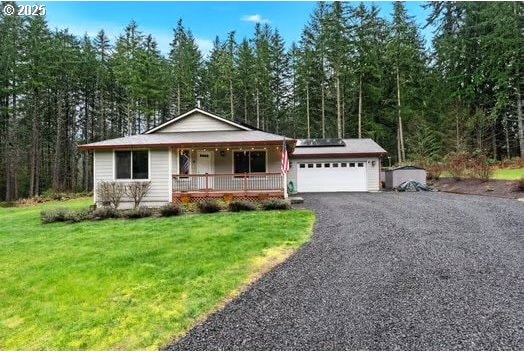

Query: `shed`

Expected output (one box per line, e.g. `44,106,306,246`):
385,166,427,190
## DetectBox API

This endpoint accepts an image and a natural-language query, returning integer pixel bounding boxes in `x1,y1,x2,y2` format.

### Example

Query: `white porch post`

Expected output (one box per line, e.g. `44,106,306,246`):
283,172,288,198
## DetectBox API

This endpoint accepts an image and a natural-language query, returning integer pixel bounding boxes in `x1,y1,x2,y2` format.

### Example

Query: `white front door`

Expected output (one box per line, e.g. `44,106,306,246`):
196,151,214,189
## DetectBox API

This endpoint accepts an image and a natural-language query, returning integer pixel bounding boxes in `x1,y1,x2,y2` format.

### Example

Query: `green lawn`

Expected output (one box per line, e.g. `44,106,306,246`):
492,168,524,180
0,198,315,350
440,167,524,180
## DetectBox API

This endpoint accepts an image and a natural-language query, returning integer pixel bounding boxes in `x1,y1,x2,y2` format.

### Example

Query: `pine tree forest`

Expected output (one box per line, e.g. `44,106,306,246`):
0,1,523,201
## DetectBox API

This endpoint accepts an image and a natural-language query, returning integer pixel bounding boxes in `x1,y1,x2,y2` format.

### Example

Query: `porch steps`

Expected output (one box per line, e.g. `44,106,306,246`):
289,196,304,204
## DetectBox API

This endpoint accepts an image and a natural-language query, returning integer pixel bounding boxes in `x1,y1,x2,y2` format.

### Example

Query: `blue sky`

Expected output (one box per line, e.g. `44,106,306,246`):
25,1,434,56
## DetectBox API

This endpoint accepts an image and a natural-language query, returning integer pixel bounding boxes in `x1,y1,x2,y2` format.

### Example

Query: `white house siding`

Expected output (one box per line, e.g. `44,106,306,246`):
156,112,238,133
94,149,170,209
288,160,298,191
366,157,380,191
93,151,113,203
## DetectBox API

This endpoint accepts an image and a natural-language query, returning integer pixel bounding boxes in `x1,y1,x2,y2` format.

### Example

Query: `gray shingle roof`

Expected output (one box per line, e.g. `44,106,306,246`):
79,130,291,150
293,138,387,156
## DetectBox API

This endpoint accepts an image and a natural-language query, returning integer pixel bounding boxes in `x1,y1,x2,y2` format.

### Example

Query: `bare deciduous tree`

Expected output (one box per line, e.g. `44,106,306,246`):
125,181,151,209
97,181,125,208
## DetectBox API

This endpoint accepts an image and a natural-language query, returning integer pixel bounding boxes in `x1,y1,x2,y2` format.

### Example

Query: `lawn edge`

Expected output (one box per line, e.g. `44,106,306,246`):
161,210,316,350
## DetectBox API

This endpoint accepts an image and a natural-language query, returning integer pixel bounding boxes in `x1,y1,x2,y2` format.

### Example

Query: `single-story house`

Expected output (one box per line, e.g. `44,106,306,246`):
79,108,387,208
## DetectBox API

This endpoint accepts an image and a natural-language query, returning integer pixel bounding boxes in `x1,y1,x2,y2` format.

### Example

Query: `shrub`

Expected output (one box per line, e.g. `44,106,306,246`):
159,203,183,217
92,207,120,220
469,155,494,182
444,152,470,181
41,208,70,224
425,162,443,180
197,199,222,213
181,202,198,213
97,181,125,208
261,199,291,211
124,206,153,219
514,177,524,192
228,200,258,212
64,208,93,223
125,181,152,209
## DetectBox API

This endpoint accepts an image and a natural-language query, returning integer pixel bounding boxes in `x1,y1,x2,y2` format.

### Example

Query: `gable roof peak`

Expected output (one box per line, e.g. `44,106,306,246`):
144,108,251,134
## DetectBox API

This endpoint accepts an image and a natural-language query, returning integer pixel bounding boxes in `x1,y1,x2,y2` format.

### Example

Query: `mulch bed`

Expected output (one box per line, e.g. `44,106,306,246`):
430,178,524,199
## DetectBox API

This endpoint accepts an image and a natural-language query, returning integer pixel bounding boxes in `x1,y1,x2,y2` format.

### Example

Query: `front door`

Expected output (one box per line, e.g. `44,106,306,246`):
196,151,214,189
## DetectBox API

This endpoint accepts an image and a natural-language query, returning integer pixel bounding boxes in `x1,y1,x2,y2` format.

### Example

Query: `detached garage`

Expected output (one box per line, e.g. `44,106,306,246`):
289,139,387,193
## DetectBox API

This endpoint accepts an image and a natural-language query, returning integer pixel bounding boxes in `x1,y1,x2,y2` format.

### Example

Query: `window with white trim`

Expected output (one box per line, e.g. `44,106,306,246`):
115,150,148,179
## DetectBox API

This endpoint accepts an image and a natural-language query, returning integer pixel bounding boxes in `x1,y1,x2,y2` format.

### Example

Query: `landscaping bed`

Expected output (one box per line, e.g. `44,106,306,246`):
431,178,524,199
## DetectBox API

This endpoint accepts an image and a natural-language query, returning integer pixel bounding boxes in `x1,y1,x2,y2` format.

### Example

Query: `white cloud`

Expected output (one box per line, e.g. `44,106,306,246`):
195,38,214,57
241,14,270,24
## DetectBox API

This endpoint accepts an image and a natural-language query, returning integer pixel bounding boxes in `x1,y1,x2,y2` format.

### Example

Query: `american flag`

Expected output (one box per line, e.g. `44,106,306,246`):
280,139,289,175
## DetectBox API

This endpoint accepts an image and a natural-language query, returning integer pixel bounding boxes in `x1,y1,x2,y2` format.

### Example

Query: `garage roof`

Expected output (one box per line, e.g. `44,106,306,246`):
292,138,386,158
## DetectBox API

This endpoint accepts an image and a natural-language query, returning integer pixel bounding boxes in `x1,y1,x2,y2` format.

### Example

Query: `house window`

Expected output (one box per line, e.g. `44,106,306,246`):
358,162,364,167
333,163,339,168
115,150,148,179
234,151,266,173
316,163,322,168
349,162,356,167
324,163,330,168
179,150,191,176
307,164,313,168
299,164,305,168
341,163,347,167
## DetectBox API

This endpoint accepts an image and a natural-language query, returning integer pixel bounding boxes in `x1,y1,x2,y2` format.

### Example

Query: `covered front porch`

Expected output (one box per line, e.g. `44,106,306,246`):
171,145,287,203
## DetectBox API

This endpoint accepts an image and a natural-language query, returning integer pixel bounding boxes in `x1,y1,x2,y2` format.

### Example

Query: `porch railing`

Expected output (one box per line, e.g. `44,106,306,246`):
172,173,284,192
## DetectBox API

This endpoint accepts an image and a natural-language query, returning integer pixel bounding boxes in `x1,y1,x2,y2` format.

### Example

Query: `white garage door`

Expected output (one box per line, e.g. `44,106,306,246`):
296,161,367,192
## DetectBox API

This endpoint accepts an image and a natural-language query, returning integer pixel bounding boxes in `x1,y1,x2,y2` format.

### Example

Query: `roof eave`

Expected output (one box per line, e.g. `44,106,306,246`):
291,152,386,159
79,139,296,151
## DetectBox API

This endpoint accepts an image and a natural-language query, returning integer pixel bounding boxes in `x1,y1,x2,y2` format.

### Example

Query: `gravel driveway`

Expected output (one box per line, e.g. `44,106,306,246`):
168,192,524,350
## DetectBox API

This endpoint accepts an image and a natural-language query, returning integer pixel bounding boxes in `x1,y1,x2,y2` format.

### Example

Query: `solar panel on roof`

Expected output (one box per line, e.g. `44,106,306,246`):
296,138,346,147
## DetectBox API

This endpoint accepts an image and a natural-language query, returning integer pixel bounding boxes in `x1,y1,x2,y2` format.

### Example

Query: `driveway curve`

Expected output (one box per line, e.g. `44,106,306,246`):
168,192,524,350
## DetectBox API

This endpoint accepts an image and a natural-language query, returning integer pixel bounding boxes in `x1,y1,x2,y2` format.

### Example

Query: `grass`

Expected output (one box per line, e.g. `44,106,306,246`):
492,168,524,180
440,167,524,181
0,198,315,350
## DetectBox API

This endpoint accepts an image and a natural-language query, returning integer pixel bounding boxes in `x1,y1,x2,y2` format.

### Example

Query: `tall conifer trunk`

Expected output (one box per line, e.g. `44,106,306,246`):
396,65,405,162
306,82,311,138
336,75,342,138
321,82,325,138
358,74,363,139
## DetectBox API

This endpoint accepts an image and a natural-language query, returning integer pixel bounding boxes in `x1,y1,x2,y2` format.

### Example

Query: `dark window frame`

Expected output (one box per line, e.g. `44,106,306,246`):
115,150,149,180
233,150,267,174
